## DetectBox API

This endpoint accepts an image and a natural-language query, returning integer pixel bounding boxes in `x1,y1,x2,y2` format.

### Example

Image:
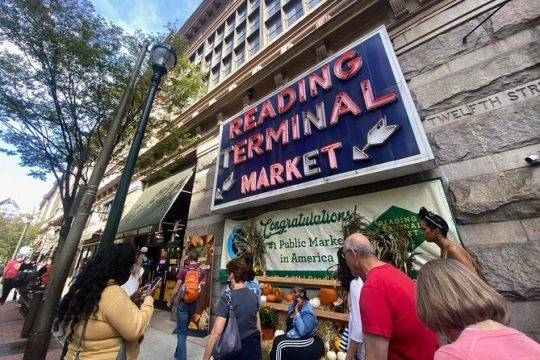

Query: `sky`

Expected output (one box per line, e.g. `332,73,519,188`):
0,0,203,214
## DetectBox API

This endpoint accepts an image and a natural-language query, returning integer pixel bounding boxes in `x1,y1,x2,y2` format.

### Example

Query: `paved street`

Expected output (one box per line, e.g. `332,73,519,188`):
0,290,208,360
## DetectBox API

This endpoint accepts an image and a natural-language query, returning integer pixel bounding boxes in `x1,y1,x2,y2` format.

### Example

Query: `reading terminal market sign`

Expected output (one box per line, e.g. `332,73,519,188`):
211,27,434,212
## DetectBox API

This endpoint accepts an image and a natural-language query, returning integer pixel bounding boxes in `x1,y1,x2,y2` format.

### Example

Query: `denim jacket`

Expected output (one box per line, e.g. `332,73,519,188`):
286,301,317,339
244,279,261,307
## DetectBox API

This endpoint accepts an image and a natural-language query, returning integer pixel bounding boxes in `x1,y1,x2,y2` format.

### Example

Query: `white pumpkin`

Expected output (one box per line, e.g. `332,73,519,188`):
274,330,285,338
336,351,346,360
261,295,267,303
326,350,337,360
309,297,321,308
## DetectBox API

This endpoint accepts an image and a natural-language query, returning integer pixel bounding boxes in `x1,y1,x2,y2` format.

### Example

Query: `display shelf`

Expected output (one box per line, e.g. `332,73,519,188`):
260,301,349,322
256,275,341,289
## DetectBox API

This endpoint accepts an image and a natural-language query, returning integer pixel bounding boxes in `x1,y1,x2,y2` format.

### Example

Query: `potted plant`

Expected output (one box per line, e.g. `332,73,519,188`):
259,307,279,341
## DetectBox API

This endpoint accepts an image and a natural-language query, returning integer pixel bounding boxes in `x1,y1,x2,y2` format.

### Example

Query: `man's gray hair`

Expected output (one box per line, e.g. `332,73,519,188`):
345,237,377,258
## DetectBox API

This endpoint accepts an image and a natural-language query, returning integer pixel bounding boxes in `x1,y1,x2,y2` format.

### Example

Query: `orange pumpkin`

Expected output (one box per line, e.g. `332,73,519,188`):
285,294,293,302
261,283,274,296
266,294,277,302
319,288,338,306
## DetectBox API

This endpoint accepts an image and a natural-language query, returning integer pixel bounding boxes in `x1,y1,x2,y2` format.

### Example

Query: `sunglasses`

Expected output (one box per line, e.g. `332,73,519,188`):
340,249,353,260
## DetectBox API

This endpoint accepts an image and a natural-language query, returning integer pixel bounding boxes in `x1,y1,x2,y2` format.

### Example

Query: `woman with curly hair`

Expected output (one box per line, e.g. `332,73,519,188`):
416,259,540,359
418,207,484,279
55,243,158,360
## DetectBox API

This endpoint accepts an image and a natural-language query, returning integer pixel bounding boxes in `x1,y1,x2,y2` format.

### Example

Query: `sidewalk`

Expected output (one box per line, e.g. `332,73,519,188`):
0,296,207,360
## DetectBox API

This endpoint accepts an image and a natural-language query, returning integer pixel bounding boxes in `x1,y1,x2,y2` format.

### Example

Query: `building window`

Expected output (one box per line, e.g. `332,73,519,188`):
307,0,320,9
237,4,247,23
215,26,224,45
222,56,232,77
266,14,282,42
210,67,220,87
265,0,281,19
225,15,235,36
248,32,260,56
235,45,245,68
249,0,260,13
249,12,260,34
224,35,233,56
285,0,303,27
213,45,222,66
236,24,246,44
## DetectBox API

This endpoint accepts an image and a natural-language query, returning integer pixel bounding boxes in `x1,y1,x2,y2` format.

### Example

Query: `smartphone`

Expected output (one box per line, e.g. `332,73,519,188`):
149,277,162,291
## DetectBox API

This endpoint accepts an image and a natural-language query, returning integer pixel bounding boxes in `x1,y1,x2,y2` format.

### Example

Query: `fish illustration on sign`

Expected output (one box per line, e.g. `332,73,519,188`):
353,116,399,161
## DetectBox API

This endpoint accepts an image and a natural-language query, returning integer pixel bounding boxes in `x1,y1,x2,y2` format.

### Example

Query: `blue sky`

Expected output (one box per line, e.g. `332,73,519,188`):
0,0,203,213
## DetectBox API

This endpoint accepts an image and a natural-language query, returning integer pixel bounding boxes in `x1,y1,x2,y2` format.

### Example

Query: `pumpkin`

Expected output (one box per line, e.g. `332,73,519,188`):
274,330,285,338
319,288,338,306
326,350,337,360
285,293,293,302
309,297,321,308
334,338,341,351
261,283,274,296
261,295,267,303
337,352,346,360
266,294,277,302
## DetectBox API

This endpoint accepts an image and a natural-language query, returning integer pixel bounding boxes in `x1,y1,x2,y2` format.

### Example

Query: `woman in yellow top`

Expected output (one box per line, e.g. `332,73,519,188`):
418,207,485,280
55,244,158,359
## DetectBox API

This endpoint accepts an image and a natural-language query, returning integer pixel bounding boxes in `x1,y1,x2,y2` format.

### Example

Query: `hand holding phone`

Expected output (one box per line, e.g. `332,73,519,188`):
149,277,162,291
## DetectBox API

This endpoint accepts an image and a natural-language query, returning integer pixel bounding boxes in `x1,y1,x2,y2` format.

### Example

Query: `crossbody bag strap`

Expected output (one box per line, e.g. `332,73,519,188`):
74,318,89,358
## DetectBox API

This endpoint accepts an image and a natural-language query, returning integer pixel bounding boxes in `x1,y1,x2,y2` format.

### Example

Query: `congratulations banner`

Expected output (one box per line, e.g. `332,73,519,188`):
219,179,459,281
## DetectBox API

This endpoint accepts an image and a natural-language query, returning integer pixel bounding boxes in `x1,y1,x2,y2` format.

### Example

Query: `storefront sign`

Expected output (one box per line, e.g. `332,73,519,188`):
212,26,433,212
220,179,458,280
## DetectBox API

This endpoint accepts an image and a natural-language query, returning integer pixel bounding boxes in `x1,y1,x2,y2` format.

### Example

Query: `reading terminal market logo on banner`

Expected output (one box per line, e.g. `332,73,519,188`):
212,27,433,212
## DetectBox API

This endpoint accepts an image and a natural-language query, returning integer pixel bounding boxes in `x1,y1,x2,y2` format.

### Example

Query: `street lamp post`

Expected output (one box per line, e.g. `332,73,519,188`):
99,44,177,248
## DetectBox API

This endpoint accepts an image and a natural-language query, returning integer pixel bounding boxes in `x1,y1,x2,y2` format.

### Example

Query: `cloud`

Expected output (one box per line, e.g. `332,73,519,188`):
90,0,203,35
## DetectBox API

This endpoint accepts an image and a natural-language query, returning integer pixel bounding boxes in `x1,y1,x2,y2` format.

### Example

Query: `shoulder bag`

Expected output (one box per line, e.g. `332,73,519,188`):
212,288,242,359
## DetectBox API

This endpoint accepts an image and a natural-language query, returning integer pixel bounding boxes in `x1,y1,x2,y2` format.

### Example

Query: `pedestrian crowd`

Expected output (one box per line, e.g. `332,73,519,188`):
2,207,540,360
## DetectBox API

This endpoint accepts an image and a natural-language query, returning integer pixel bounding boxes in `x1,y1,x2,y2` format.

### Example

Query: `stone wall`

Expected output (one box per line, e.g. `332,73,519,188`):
400,0,540,339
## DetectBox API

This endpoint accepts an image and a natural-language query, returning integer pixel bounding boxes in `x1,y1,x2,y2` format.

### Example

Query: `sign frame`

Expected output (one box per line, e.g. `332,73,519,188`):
211,26,434,213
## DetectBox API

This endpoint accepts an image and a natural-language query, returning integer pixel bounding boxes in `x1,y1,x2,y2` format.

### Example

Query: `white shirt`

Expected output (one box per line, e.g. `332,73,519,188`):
121,267,144,296
348,277,365,360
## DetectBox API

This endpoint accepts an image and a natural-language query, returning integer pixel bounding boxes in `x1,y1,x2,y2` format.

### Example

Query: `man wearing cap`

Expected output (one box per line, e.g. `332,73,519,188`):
140,247,151,285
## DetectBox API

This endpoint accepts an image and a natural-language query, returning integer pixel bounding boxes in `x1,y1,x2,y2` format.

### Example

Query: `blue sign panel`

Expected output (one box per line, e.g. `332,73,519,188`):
212,27,434,212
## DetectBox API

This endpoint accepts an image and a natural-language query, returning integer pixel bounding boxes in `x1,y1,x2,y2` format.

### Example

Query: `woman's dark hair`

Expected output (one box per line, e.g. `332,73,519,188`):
337,247,355,292
292,285,309,301
226,258,248,283
419,207,449,237
242,252,256,281
54,243,137,341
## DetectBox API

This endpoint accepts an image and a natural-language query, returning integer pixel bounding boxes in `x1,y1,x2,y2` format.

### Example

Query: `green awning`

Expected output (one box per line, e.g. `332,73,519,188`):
116,167,194,238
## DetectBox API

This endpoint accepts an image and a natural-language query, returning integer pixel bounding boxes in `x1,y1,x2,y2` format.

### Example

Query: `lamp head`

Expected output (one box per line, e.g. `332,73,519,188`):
151,44,177,76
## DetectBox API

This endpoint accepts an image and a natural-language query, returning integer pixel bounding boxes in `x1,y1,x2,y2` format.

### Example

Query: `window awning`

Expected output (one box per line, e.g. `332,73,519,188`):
116,167,194,239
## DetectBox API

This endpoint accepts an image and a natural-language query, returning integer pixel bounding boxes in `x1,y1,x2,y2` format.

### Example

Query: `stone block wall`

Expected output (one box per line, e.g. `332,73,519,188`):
399,0,540,339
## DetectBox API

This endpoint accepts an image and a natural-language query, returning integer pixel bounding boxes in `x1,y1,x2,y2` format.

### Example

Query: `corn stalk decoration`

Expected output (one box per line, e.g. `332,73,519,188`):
235,221,266,273
342,213,416,276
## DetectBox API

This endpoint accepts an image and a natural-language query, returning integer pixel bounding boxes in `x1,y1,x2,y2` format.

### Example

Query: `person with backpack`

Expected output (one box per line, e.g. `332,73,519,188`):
167,250,204,360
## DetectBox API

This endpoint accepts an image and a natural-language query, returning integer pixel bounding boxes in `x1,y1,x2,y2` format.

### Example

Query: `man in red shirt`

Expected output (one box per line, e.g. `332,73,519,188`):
0,257,22,304
343,233,439,360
